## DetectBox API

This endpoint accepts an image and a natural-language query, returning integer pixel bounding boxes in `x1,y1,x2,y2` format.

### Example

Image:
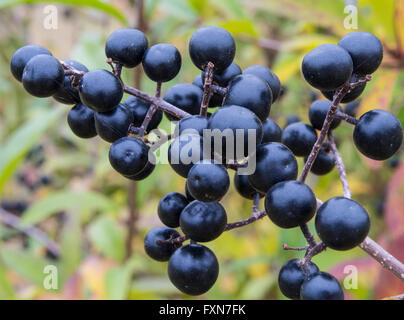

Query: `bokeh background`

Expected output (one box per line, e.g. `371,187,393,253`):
0,0,403,300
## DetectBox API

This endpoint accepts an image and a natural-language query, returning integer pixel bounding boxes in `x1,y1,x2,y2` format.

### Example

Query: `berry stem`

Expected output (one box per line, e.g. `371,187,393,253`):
299,242,327,265
282,244,309,251
299,224,317,248
252,193,260,217
138,81,162,137
211,85,227,96
334,110,359,125
200,62,214,117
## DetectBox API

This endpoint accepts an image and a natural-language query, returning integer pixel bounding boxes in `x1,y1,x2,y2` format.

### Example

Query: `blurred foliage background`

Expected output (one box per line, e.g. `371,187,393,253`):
0,0,403,300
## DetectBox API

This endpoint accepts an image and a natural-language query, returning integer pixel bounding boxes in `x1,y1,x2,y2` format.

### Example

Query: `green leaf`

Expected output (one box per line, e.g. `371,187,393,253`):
21,190,118,225
88,216,125,262
105,265,132,300
0,263,15,299
0,107,65,198
0,0,127,25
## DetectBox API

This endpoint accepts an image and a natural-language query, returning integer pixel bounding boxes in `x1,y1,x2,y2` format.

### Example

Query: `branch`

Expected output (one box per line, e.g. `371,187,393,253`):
328,133,351,198
200,62,214,117
335,110,358,125
137,81,161,137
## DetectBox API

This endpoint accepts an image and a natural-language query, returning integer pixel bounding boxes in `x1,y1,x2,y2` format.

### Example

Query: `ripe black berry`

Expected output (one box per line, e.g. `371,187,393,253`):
10,45,52,82
53,60,88,104
144,227,180,262
278,259,319,300
302,44,353,91
223,74,272,121
168,243,219,295
243,65,281,102
234,172,263,200
177,115,208,136
163,84,203,121
248,142,298,193
142,43,181,82
123,96,162,132
309,100,342,130
180,201,227,242
79,69,123,113
315,197,370,250
22,54,64,97
94,104,133,143
262,118,282,143
344,100,360,117
105,28,148,68
109,136,149,176
202,62,241,87
304,144,335,175
338,32,383,75
67,102,97,139
186,161,230,202
185,183,196,202
189,26,235,73
300,272,344,300
265,181,317,228
125,160,155,181
285,115,300,128
158,192,189,228
322,73,366,103
353,109,403,160
282,122,317,157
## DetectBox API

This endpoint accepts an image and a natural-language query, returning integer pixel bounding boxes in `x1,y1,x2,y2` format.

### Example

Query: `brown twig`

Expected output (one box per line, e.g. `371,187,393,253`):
299,224,317,248
200,62,214,117
283,244,309,251
299,242,327,265
335,110,359,125
138,81,162,137
328,133,351,198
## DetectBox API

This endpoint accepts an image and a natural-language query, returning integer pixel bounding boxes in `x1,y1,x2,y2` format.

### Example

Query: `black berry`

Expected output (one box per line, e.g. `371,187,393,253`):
321,73,366,103
344,100,360,117
177,115,208,136
123,96,163,132
202,62,241,87
243,65,281,102
144,227,180,262
158,192,189,228
125,160,155,181
300,272,344,300
67,102,97,139
193,74,223,107
234,172,264,200
282,122,317,157
262,118,282,143
185,183,196,202
304,144,335,175
309,100,342,130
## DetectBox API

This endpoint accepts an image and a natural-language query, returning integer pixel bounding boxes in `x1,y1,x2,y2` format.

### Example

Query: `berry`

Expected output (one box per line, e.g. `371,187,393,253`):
109,136,149,176
163,84,203,121
353,109,403,160
243,65,281,102
223,74,272,121
189,26,235,73
285,115,300,128
123,96,162,132
177,115,208,136
185,183,196,202
125,160,155,181
142,43,181,82
265,181,317,228
315,197,370,250
67,102,97,139
300,272,344,300
202,62,241,87
144,227,180,262
234,172,264,200
186,160,230,202
278,259,319,300
168,243,219,295
262,118,282,143
180,201,227,242
344,100,360,117
193,75,223,107
321,74,366,103
22,54,64,97
248,142,298,193
308,100,342,130
304,144,335,175
282,122,317,157
105,28,148,68
302,44,353,91
158,192,189,228
310,91,319,102
10,45,52,82
53,60,88,104
338,32,383,75
94,104,133,143
79,69,123,113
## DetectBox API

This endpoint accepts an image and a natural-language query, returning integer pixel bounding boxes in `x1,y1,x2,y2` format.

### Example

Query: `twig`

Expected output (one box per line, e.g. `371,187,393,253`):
200,62,214,117
335,110,358,125
283,244,309,251
252,193,260,218
299,224,317,248
299,242,327,265
211,85,228,96
138,81,161,137
328,133,351,198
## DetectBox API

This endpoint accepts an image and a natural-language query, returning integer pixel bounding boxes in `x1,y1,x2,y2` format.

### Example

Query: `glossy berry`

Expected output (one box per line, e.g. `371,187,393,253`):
193,74,223,107
10,45,52,82
262,119,282,143
79,69,123,113
177,115,208,136
180,201,227,242
309,100,342,130
158,192,189,228
248,143,298,193
243,65,281,102
208,105,263,161
234,172,264,200
142,43,181,82
67,103,97,139
185,183,196,202
105,28,148,68
109,136,149,176
223,74,272,121
265,181,317,228
282,122,317,157
123,96,162,132
187,161,230,202
189,26,235,73
144,227,180,262
53,60,88,104
163,84,203,121
202,62,241,87
344,100,360,117
353,109,403,160
285,115,300,128
304,144,335,175
302,44,353,91
94,104,133,143
322,74,366,103
22,54,64,97
300,272,344,300
338,32,383,75
315,197,370,250
168,244,219,295
278,259,319,300
125,160,155,181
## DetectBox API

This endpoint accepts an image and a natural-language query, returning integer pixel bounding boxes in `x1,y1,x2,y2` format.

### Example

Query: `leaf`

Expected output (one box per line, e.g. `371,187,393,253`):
0,0,127,25
0,107,65,197
219,19,259,37
240,274,275,299
21,190,117,225
105,265,132,300
0,263,15,299
385,161,404,238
